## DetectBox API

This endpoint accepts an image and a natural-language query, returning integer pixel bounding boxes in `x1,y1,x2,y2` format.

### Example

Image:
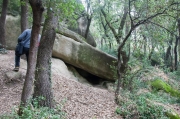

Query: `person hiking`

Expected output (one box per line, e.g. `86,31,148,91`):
13,28,41,72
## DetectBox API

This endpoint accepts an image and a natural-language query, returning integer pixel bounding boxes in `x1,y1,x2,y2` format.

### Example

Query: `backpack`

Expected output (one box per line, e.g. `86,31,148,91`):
15,39,28,55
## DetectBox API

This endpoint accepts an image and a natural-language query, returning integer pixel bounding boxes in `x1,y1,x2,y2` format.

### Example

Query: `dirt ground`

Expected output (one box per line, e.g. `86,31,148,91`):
0,50,122,119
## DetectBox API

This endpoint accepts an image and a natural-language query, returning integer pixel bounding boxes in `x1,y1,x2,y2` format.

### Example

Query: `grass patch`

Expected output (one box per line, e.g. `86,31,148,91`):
0,98,66,119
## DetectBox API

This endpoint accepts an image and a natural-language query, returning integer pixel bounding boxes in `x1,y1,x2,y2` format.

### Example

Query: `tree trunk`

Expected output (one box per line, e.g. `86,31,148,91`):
178,19,180,71
174,36,179,70
84,16,92,39
0,0,8,49
101,37,104,48
84,0,92,39
165,39,173,69
19,0,44,115
33,1,57,108
148,43,155,60
115,50,122,104
109,41,111,49
20,0,28,32
143,35,147,56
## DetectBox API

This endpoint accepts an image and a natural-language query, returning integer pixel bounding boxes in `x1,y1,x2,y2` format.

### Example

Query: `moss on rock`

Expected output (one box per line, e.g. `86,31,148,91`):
151,79,180,98
166,111,180,119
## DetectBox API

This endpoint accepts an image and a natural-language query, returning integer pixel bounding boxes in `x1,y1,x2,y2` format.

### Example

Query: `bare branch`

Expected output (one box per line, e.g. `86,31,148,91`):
148,20,177,36
118,1,178,51
128,0,134,27
101,9,119,43
118,1,128,38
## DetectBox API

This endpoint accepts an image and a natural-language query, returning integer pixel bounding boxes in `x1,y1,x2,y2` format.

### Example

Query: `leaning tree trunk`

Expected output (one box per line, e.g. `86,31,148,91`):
20,0,28,32
33,1,57,108
18,0,44,115
115,50,122,104
115,29,133,104
0,0,8,49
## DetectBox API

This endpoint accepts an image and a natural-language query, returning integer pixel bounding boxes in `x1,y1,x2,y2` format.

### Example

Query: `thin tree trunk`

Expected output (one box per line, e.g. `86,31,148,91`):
19,0,44,115
33,1,57,108
115,28,133,103
109,41,111,49
178,19,180,71
143,35,147,56
0,0,8,49
174,36,179,70
21,0,28,32
84,16,91,39
148,41,155,60
101,37,103,48
165,39,173,68
125,22,130,58
84,0,92,39
115,50,122,104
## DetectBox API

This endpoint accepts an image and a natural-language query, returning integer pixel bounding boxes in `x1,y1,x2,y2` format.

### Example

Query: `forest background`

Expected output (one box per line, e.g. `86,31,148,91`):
0,0,180,118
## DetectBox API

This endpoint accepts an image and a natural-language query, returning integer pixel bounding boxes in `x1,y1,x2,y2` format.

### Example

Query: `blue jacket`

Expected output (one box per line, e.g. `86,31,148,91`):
18,29,31,48
18,29,41,48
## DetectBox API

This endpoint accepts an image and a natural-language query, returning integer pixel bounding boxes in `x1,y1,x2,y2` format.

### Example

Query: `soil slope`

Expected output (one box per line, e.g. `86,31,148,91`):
0,50,121,119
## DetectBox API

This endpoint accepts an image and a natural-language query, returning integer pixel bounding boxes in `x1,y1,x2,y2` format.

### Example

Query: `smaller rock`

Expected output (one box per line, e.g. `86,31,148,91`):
106,82,115,92
5,71,22,83
102,82,115,92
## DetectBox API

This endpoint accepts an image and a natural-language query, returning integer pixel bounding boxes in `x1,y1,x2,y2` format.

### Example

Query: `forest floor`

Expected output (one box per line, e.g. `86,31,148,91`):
0,50,122,119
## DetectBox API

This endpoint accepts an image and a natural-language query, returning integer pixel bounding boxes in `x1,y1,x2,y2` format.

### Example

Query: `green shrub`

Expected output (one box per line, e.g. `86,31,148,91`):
115,92,168,119
0,98,66,119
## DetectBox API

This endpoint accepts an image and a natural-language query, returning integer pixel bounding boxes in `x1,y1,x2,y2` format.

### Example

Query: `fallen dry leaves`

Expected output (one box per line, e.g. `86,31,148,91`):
0,51,122,119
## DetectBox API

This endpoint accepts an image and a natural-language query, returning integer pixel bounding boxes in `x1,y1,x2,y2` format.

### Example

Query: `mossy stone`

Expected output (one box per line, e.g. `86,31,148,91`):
166,111,180,119
151,79,180,98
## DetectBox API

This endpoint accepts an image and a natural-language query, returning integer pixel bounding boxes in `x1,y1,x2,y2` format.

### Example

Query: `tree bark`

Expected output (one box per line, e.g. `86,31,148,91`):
19,0,44,115
84,0,92,39
20,0,28,32
174,36,179,70
0,0,8,49
143,35,147,56
178,19,180,71
148,43,155,60
165,39,173,68
84,16,92,39
33,1,57,108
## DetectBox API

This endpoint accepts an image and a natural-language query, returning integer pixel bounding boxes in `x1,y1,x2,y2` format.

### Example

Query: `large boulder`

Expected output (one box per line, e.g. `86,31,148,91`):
4,56,91,85
5,15,118,81
51,58,91,85
5,15,21,50
53,34,117,81
68,16,96,47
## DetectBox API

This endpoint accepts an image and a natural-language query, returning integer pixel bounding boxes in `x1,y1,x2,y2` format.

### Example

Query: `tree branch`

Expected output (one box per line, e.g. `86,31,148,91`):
118,1,128,38
101,9,119,43
148,20,177,36
118,0,178,51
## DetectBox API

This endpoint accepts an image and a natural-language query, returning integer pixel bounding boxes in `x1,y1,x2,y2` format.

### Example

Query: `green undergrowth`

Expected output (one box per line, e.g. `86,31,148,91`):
116,91,172,119
115,64,180,119
0,98,66,119
151,78,180,98
0,107,66,119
